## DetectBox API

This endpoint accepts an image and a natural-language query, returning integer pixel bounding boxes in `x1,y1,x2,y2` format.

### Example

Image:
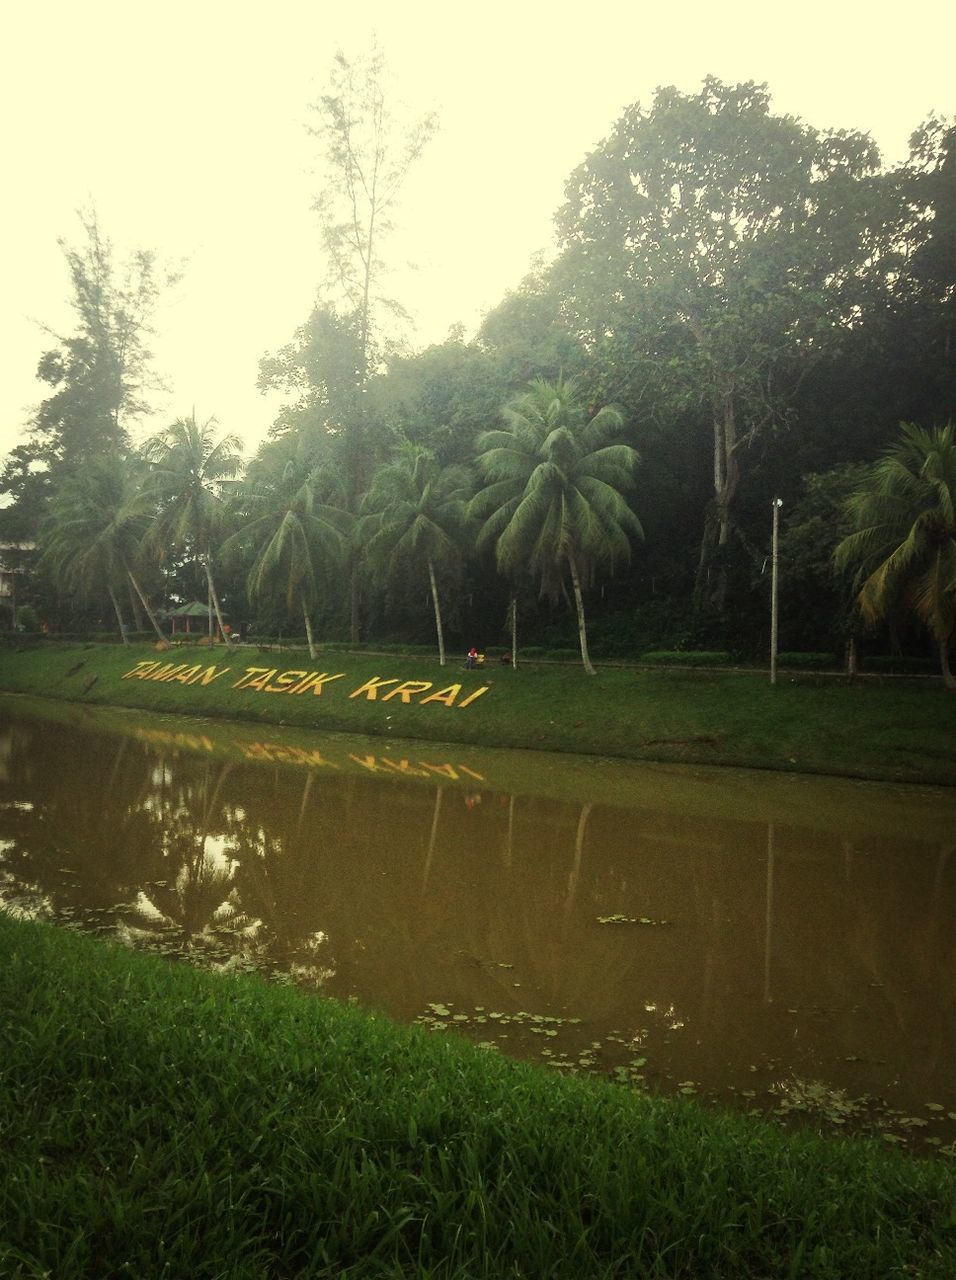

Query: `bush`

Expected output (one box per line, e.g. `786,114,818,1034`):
862,655,938,675
520,645,547,658
15,605,41,633
775,652,837,670
640,650,733,666
550,648,580,661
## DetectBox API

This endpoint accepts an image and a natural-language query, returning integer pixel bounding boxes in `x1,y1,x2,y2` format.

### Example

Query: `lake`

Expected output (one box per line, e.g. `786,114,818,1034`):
1,693,953,1153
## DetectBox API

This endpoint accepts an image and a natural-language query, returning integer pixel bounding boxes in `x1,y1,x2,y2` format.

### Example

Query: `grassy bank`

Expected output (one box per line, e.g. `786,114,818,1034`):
2,638,956,784
2,915,954,1279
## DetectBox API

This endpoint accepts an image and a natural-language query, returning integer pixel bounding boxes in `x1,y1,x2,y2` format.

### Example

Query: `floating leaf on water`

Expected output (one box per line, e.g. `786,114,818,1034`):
926,1102,945,1112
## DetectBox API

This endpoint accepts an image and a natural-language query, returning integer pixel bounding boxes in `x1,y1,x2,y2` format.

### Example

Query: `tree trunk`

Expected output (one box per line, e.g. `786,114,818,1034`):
349,559,362,645
940,636,956,690
126,579,144,632
568,552,595,676
108,584,129,645
124,563,167,644
845,636,858,679
302,594,316,660
203,552,232,644
695,392,740,611
427,557,446,666
510,592,518,671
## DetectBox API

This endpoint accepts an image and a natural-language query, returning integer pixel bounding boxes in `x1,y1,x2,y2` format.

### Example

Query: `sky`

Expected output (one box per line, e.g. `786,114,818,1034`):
2,0,954,466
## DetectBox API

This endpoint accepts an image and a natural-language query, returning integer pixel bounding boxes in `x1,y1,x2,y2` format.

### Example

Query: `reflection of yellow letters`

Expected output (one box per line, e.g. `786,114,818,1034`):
458,686,490,708
349,754,383,772
289,671,345,696
420,762,460,779
381,680,433,704
380,757,431,777
458,765,486,781
349,676,400,701
264,670,306,693
419,684,461,707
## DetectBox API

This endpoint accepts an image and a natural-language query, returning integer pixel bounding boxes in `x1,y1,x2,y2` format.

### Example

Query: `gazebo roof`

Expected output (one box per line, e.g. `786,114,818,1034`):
166,601,222,618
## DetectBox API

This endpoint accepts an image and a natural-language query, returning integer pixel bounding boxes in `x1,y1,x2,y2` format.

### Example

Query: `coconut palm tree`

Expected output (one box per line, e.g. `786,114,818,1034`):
834,422,956,689
360,445,472,666
223,446,348,659
40,453,167,643
471,377,642,675
145,415,242,642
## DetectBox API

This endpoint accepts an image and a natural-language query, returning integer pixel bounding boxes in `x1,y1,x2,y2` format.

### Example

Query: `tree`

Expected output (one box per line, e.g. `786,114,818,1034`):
223,442,348,658
305,44,437,639
834,423,956,688
40,454,167,643
29,208,170,470
471,377,642,675
554,78,885,611
146,416,242,642
361,446,471,665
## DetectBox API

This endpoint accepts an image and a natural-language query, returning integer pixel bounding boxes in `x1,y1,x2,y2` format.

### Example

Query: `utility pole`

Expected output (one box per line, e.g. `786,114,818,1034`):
770,498,782,685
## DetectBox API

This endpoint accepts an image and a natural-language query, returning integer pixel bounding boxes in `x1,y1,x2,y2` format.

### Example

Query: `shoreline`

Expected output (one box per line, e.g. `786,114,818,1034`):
2,639,955,786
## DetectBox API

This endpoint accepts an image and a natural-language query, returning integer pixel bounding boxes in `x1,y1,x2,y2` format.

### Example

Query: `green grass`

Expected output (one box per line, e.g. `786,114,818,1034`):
2,914,955,1279
2,638,956,784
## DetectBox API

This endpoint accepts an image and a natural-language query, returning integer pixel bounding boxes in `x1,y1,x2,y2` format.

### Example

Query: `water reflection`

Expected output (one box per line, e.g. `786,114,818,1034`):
1,700,954,1151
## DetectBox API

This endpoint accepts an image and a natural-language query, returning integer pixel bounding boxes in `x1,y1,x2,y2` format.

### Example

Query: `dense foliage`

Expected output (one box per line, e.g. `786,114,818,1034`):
2,75,954,679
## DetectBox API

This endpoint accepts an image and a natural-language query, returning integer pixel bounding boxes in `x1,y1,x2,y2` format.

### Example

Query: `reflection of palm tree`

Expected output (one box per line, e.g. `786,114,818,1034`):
563,802,593,924
130,762,240,944
421,786,444,894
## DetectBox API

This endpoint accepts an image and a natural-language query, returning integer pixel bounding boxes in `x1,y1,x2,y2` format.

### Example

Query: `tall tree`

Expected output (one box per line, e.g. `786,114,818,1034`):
304,45,437,639
471,378,642,675
146,416,242,643
834,423,956,688
361,446,471,665
30,208,170,470
40,454,166,643
554,78,886,611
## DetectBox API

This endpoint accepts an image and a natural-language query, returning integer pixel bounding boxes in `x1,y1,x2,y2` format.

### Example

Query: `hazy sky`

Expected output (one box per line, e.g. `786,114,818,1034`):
2,0,954,465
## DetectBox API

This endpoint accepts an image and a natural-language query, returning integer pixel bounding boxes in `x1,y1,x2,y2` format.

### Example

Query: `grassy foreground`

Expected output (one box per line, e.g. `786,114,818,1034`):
2,915,955,1280
2,638,956,784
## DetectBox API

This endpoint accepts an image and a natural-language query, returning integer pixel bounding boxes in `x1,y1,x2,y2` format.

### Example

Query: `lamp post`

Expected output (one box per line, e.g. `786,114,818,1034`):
770,498,783,685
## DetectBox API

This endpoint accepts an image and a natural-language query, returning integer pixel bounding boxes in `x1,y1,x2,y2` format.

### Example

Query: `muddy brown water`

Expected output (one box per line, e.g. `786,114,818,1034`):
1,695,954,1153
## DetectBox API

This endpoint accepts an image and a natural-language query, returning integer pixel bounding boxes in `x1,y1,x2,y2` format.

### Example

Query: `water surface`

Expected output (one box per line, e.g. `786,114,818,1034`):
1,694,953,1152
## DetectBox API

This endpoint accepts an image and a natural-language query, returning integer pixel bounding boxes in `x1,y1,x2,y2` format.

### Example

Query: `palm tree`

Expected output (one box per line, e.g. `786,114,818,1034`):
834,422,956,689
361,446,472,666
41,454,167,643
223,446,348,658
146,415,242,642
471,377,642,675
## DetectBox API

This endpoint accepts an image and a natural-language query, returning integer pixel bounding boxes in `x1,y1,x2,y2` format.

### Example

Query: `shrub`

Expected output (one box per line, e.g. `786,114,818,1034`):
640,650,733,666
862,655,938,675
775,652,837,670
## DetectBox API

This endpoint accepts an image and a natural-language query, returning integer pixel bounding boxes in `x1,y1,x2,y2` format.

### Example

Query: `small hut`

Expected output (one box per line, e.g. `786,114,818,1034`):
165,601,226,637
